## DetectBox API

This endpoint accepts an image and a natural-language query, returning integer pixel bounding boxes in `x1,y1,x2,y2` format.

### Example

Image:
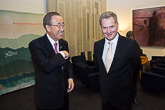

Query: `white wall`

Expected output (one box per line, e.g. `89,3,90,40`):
106,0,165,60
0,0,164,60
0,0,46,14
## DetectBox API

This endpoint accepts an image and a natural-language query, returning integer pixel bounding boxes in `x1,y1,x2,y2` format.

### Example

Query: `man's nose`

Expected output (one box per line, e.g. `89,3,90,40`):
107,27,112,33
60,27,65,31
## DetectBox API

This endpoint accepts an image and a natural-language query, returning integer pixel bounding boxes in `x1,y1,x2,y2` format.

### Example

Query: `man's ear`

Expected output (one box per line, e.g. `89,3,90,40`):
117,23,119,30
46,25,50,32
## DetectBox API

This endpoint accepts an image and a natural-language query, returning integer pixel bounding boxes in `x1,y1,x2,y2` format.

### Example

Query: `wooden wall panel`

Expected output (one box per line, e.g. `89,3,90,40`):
47,0,106,58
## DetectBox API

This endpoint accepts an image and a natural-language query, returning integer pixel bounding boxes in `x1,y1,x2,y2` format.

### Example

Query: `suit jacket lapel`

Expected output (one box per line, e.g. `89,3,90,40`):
59,39,63,51
43,34,55,55
97,39,107,73
108,35,123,73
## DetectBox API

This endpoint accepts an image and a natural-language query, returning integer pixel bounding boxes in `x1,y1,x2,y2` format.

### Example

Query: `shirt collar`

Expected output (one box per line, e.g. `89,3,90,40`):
46,33,59,46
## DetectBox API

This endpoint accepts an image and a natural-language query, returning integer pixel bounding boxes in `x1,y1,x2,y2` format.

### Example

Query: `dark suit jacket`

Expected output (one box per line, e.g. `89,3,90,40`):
29,34,73,109
94,34,141,106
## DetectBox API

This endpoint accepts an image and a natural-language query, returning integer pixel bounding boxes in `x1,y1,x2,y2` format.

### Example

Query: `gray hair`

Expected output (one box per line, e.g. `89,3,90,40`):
99,11,118,26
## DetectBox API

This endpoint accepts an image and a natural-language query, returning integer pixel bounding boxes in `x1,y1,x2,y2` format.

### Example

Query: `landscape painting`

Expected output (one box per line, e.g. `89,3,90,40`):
0,10,44,95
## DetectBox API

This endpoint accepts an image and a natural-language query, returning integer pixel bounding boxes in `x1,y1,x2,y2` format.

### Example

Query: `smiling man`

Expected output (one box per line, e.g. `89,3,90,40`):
93,11,141,110
29,12,74,110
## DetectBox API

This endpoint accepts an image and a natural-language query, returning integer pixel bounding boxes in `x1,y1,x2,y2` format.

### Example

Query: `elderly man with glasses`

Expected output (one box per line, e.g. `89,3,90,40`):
29,12,74,110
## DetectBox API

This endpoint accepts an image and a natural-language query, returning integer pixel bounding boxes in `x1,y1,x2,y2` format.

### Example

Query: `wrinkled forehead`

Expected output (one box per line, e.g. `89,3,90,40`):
51,15,64,24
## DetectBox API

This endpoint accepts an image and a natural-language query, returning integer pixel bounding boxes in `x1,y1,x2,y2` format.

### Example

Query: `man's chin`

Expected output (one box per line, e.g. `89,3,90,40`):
105,36,115,41
58,35,63,39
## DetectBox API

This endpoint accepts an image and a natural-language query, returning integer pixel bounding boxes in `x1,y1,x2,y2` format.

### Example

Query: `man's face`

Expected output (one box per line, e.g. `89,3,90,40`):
101,17,119,41
46,15,65,41
130,36,134,39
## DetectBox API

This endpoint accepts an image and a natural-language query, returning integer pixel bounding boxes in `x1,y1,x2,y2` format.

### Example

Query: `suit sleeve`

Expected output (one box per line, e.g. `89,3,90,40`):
63,41,73,78
131,40,141,81
93,42,99,68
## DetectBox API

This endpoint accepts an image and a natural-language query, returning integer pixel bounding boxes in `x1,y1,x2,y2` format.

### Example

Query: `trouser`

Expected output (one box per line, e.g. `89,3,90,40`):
102,103,132,110
36,92,69,110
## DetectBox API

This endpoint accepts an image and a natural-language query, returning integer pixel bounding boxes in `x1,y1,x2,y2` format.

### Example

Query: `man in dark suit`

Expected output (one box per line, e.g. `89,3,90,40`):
126,31,146,105
29,12,74,110
93,11,141,110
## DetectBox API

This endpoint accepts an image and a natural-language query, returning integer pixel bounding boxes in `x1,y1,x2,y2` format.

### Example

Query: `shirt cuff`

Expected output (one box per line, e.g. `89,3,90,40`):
59,51,65,58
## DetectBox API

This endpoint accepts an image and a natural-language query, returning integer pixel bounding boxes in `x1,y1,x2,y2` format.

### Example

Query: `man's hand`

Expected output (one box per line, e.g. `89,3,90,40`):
61,50,69,59
67,78,74,93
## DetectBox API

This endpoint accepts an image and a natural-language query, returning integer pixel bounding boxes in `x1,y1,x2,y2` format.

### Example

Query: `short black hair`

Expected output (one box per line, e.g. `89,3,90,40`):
43,12,61,30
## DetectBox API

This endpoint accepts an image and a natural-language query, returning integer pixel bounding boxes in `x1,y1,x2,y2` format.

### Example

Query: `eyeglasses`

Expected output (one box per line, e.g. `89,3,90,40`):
50,24,65,28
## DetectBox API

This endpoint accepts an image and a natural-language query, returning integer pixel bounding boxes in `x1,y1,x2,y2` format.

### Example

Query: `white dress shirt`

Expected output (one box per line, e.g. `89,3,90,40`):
102,33,119,65
47,34,65,58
